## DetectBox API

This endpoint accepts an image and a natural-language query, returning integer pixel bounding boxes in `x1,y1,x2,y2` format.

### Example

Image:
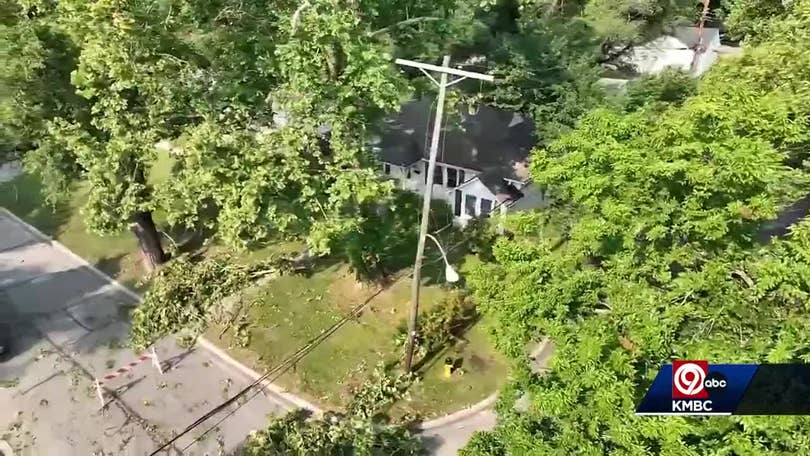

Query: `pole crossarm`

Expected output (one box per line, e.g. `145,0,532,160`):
395,58,495,82
395,55,493,372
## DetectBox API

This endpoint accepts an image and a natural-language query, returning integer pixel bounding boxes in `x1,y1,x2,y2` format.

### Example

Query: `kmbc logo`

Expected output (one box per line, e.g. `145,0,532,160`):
672,361,709,399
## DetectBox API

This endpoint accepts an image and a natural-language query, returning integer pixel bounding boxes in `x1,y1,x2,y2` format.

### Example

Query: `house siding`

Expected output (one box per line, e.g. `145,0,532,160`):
381,159,500,226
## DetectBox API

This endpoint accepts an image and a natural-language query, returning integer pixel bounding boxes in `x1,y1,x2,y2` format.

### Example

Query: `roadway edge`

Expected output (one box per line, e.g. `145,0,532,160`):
0,207,321,414
0,207,497,432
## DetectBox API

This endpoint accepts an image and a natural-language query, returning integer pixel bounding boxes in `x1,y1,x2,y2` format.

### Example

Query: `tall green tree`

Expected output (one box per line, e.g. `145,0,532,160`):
722,0,792,42
384,0,701,143
23,0,215,270
0,0,87,168
14,0,409,272
162,0,407,253
462,2,810,453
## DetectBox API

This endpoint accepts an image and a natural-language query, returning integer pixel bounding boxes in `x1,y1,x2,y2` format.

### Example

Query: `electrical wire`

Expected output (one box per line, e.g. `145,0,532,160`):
174,250,450,453
178,298,377,453
147,235,466,455
147,287,383,455
149,198,519,454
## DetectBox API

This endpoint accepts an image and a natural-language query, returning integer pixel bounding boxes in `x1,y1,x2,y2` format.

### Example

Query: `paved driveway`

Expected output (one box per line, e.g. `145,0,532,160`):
0,211,286,455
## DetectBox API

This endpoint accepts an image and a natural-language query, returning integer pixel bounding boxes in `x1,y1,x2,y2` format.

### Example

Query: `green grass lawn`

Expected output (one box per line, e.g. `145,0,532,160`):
2,159,506,419
208,260,507,419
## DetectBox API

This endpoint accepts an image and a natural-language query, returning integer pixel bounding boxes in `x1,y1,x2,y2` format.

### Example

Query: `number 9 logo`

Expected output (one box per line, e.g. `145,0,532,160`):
674,362,707,397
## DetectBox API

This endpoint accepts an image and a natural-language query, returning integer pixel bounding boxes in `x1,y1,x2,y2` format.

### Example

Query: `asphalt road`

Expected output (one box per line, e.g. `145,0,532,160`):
0,211,285,455
0,209,496,455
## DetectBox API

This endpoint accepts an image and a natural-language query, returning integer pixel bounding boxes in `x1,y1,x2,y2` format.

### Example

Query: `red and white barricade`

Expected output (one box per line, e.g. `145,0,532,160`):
95,346,163,408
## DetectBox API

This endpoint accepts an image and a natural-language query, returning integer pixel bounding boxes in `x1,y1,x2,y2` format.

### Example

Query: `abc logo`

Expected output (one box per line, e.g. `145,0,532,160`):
704,372,728,395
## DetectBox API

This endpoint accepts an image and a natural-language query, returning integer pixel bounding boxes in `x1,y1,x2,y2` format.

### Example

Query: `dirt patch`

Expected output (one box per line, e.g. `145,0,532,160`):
328,271,374,305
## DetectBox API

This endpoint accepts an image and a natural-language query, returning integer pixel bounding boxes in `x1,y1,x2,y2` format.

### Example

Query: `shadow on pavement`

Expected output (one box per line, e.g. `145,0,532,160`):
420,434,446,454
0,258,138,384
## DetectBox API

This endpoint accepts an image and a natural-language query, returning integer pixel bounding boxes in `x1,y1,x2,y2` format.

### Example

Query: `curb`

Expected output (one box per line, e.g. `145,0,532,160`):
418,393,497,430
0,207,497,431
195,337,323,414
0,207,321,414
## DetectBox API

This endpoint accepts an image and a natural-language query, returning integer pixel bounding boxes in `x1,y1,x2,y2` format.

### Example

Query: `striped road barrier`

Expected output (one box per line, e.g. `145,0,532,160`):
95,346,163,409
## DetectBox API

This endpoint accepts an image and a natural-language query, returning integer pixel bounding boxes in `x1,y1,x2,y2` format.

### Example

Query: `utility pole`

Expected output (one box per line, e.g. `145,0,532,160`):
395,56,494,372
691,0,711,72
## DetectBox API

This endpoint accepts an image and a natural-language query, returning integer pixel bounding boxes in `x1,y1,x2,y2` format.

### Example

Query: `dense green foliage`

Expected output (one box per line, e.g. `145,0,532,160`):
462,2,810,454
129,253,281,350
244,366,421,455
436,0,699,140
2,0,709,271
394,292,477,363
622,68,697,112
338,191,453,281
0,1,87,173
722,0,792,42
3,0,409,271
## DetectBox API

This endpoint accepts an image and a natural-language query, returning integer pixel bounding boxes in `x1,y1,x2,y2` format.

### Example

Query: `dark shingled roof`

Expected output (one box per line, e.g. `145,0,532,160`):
376,98,535,181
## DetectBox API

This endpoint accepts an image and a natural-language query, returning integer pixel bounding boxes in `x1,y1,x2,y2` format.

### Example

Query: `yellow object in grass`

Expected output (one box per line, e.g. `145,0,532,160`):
443,357,453,378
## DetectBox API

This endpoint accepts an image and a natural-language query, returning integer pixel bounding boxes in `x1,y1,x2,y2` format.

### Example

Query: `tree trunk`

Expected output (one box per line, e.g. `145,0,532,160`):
130,211,166,273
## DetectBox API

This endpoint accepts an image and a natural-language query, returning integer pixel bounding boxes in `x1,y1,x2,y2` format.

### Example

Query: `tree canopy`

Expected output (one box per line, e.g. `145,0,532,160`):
6,0,810,452
6,0,412,271
462,1,810,454
3,0,711,273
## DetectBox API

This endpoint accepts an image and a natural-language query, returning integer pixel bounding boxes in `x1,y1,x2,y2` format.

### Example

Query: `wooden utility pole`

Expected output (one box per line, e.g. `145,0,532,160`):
395,56,494,372
691,0,712,72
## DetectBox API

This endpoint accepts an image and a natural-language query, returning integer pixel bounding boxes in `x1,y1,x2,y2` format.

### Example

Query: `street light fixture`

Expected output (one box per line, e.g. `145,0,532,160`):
396,56,493,373
425,234,459,283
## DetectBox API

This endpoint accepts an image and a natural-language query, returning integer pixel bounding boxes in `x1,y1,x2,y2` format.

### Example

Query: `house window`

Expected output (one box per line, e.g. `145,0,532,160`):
480,198,493,216
446,168,458,188
406,167,411,179
458,170,466,185
383,163,391,175
433,165,444,186
464,194,477,217
424,162,428,184
454,190,463,216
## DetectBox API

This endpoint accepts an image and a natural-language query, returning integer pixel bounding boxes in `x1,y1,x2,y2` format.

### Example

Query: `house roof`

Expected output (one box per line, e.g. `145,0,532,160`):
636,27,721,53
615,26,722,76
375,98,535,181
478,170,524,201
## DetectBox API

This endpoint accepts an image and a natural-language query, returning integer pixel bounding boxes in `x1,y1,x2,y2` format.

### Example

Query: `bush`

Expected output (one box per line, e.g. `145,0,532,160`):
394,292,478,364
338,190,452,282
623,68,696,112
244,365,422,455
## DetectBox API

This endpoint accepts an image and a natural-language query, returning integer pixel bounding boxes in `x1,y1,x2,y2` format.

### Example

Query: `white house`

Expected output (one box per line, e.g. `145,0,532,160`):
599,26,733,92
373,98,546,225
623,26,722,77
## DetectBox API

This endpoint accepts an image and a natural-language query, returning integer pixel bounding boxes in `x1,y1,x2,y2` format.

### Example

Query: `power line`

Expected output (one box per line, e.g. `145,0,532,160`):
148,236,465,455
148,195,522,454
396,55,495,372
148,287,381,455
